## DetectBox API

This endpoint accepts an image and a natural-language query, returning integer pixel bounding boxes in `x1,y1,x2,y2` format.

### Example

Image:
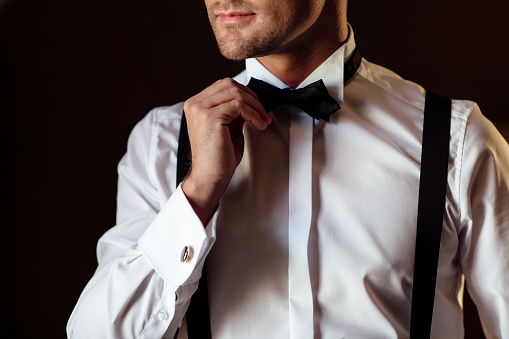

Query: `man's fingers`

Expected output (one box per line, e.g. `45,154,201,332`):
236,82,272,124
191,78,242,103
189,78,271,124
210,99,268,131
185,77,271,131
203,86,268,118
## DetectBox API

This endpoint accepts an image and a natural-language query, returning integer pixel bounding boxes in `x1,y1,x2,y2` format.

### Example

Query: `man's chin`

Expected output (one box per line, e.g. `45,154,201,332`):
216,41,273,61
216,41,252,60
213,28,281,60
219,49,250,61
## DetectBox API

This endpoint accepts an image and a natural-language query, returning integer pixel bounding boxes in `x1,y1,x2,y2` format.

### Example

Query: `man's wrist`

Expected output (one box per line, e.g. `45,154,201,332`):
181,176,224,226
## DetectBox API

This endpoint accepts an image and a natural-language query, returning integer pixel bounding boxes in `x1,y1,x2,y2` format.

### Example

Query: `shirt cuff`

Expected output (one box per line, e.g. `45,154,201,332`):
139,184,217,286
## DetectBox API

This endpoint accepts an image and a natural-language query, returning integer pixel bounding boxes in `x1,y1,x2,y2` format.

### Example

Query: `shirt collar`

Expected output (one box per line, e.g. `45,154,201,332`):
245,25,357,106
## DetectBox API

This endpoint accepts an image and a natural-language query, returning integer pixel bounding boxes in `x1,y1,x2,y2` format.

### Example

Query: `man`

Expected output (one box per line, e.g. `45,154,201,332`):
67,0,509,337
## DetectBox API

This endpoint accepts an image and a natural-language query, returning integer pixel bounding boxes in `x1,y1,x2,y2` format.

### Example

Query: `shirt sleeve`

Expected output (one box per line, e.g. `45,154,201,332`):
457,104,509,337
66,107,217,339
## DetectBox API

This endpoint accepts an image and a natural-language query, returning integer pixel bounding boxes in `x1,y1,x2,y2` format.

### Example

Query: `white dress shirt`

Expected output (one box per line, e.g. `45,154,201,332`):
67,29,509,338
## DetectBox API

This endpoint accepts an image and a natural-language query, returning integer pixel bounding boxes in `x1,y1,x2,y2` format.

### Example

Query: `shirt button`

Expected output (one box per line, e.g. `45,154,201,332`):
158,311,169,321
181,246,193,263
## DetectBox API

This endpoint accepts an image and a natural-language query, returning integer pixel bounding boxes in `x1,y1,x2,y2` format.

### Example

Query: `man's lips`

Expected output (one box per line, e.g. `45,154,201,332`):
218,12,255,25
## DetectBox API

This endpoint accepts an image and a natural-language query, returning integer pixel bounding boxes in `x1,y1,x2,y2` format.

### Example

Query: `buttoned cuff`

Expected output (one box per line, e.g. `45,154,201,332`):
139,184,217,286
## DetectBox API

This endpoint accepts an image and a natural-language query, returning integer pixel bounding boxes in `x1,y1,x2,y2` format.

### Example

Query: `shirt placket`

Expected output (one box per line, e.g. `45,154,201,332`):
288,107,314,339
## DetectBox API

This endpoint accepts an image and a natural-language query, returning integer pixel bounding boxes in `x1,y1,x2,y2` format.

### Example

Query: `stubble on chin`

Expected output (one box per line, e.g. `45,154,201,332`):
213,24,282,61
208,8,287,60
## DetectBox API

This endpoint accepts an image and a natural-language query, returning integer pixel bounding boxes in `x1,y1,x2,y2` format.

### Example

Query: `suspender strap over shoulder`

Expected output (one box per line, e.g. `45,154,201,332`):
410,92,452,338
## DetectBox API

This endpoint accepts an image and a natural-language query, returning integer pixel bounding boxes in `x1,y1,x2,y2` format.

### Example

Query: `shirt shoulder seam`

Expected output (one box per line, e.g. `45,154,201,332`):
356,61,425,111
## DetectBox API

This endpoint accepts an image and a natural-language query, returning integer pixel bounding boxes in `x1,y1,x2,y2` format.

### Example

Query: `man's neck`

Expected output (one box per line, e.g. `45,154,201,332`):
256,12,348,89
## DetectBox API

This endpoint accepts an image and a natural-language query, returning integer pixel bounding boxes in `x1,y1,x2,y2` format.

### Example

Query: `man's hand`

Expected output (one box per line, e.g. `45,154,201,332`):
181,78,271,225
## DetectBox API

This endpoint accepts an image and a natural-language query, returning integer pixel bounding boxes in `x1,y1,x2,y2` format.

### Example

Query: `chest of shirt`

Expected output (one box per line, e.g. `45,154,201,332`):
148,92,463,337
214,101,424,252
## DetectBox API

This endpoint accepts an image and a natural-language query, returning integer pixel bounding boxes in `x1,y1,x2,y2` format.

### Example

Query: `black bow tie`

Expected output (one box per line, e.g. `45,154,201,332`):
247,78,340,121
246,42,362,122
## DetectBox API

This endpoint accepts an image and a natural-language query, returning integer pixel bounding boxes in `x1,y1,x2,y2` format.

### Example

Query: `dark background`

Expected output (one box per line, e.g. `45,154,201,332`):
1,0,507,337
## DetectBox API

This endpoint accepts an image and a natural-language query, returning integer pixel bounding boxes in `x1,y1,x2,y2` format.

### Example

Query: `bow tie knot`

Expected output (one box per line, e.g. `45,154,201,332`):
247,78,341,121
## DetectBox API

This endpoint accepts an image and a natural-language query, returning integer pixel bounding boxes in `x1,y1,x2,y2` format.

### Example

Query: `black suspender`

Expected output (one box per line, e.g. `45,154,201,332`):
177,112,191,188
176,92,452,338
410,92,452,338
